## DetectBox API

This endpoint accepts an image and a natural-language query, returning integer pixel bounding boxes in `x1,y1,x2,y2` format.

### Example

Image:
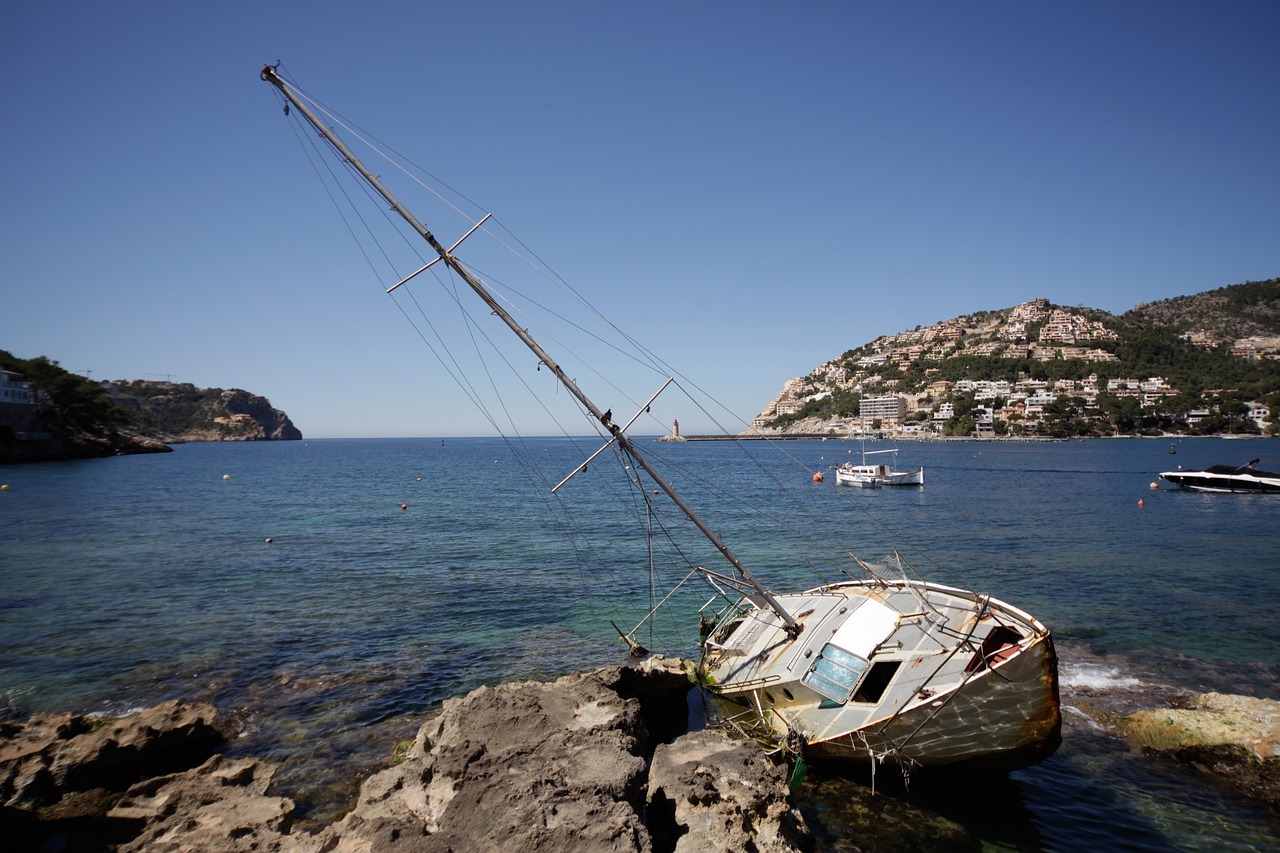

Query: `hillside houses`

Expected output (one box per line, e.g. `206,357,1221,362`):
755,352,1270,438
1038,309,1120,344
749,294,1278,438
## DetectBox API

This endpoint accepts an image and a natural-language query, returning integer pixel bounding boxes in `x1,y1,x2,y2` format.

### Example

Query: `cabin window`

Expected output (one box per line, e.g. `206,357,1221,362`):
853,661,901,703
802,643,868,703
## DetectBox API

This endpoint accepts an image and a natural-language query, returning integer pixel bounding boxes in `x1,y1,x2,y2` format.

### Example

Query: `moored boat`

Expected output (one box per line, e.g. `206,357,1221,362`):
1160,460,1280,493
834,447,924,487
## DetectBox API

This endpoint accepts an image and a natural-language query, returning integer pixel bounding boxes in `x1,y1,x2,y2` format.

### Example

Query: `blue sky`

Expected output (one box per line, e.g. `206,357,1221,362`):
2,1,1277,437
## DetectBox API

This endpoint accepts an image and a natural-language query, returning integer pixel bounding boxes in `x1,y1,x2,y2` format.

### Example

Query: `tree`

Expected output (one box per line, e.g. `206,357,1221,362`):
1095,393,1140,434
0,351,134,437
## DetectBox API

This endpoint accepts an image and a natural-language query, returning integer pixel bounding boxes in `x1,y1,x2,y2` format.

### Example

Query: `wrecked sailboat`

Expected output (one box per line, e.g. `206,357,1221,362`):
260,64,1060,773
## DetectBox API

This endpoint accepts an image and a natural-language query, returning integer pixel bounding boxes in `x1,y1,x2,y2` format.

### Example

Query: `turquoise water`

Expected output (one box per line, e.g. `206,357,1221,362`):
2,436,1277,849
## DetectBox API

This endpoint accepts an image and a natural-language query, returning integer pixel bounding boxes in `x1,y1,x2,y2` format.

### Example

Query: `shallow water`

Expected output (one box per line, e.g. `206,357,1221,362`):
1,436,1277,848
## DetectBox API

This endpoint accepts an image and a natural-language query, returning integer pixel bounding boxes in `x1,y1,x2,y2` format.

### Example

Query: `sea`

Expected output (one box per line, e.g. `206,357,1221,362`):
1,435,1277,851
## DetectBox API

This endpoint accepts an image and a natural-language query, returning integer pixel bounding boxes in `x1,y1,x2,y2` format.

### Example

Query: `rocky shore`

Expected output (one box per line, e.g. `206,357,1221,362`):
4,657,1277,852
0,658,812,852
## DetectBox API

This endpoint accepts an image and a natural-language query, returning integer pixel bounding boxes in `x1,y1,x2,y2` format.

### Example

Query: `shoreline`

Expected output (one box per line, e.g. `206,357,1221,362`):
3,654,1277,852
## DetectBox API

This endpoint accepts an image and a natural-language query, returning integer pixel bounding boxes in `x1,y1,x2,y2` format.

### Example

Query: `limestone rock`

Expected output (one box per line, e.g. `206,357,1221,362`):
646,728,811,853
318,658,693,853
1116,692,1278,759
1115,692,1280,806
0,661,818,853
0,700,222,809
110,755,295,852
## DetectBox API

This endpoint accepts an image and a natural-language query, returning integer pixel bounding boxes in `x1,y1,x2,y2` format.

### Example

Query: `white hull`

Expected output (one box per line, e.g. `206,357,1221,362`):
835,465,924,487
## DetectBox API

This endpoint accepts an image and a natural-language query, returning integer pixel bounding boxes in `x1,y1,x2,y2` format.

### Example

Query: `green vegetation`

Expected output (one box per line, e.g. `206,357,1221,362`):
756,279,1280,438
2,351,298,460
113,381,228,436
0,349,135,440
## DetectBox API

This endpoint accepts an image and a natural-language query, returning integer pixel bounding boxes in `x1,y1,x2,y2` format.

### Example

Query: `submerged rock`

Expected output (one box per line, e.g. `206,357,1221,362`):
1116,692,1278,758
1114,691,1280,807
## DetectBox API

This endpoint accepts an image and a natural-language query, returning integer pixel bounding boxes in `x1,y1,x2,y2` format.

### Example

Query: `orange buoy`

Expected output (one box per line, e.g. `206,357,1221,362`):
1138,498,1145,507
1149,482,1159,489
223,474,230,481
401,504,408,511
813,472,824,483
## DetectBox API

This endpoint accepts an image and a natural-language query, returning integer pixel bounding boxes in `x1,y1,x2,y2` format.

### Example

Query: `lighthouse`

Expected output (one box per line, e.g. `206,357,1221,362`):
673,419,680,438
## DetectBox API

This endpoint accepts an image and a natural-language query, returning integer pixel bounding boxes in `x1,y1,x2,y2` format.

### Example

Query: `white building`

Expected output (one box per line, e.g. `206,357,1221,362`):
860,394,906,424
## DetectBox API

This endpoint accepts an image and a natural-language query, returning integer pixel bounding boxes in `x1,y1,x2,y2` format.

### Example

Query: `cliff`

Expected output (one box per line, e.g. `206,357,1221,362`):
107,382,302,443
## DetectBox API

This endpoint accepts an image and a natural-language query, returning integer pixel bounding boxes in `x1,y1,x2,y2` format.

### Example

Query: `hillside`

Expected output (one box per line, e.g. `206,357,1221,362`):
108,381,302,443
1123,279,1280,345
751,278,1280,438
1,350,301,463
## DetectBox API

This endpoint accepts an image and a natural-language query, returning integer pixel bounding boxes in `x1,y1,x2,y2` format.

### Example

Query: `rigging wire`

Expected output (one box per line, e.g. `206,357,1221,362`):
269,75,950,644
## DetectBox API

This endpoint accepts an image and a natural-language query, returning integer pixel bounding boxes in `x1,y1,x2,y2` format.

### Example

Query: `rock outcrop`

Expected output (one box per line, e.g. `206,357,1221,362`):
108,382,303,443
0,699,223,810
646,728,810,852
0,660,813,853
0,427,173,463
1113,691,1280,807
110,755,295,852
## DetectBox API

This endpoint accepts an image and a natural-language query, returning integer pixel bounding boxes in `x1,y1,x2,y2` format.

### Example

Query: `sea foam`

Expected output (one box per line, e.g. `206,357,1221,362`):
1061,662,1143,691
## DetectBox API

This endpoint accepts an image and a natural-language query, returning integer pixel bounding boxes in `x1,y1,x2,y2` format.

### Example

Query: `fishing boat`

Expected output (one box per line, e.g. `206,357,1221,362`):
834,447,924,488
260,65,1061,773
1160,460,1280,493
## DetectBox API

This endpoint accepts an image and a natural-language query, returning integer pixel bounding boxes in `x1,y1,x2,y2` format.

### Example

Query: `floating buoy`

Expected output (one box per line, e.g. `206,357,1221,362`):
0,484,8,491
653,490,659,495
813,472,824,483
265,537,273,544
1138,498,1145,507
1149,482,1159,489
416,476,422,482
401,504,408,511
223,474,230,481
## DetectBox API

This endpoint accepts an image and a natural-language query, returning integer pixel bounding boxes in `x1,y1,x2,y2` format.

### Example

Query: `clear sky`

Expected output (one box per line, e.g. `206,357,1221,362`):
3,1,1277,437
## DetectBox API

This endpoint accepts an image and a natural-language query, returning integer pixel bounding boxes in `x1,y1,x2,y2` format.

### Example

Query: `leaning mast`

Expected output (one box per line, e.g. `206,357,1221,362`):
260,65,798,635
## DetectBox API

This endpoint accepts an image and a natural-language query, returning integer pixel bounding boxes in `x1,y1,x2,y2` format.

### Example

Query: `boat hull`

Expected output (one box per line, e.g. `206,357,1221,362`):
799,633,1060,770
834,467,924,487
699,580,1060,772
1160,466,1280,493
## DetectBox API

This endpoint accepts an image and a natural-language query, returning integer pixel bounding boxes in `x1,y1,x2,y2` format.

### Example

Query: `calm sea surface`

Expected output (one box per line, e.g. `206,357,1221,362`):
2,436,1277,850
